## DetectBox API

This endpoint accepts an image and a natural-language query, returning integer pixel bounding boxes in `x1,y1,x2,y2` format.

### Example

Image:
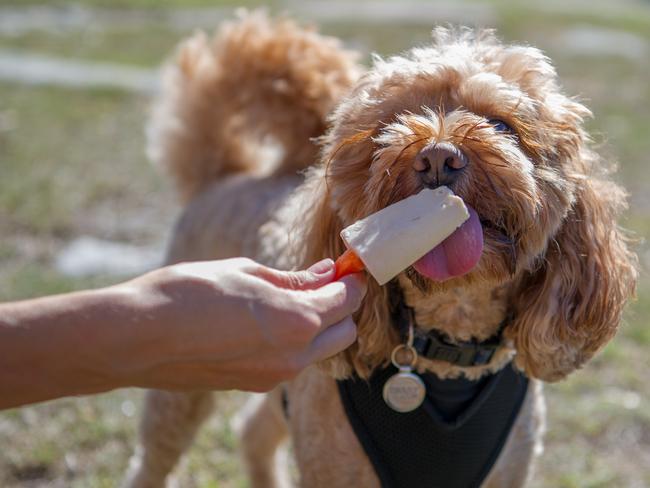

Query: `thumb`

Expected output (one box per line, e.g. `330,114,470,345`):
254,259,336,290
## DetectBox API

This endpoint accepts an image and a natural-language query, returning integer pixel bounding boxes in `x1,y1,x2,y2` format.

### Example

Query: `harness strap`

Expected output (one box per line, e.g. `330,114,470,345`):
337,364,529,488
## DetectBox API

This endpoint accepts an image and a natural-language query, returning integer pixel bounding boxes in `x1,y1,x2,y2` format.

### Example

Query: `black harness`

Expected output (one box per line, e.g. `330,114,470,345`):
335,290,529,488
337,363,528,488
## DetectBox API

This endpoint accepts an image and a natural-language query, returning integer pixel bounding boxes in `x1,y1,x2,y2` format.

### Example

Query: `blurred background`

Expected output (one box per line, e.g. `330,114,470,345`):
1,0,649,486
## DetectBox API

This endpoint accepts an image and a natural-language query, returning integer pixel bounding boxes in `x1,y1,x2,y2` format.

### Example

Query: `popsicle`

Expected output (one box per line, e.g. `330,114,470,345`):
334,187,470,285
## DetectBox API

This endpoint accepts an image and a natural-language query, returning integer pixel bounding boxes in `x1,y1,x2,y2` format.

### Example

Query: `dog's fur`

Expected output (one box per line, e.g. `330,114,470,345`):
124,11,637,487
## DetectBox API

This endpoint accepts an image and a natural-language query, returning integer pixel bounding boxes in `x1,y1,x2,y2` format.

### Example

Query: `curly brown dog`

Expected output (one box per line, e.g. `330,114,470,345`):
124,11,637,488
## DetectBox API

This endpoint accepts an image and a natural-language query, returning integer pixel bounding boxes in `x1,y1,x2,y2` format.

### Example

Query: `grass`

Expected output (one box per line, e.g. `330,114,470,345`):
0,23,433,68
0,27,184,67
0,83,145,234
0,82,174,242
494,1,650,40
0,0,649,486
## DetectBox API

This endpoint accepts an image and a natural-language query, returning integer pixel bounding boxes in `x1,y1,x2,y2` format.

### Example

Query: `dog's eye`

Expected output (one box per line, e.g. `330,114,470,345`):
487,119,513,133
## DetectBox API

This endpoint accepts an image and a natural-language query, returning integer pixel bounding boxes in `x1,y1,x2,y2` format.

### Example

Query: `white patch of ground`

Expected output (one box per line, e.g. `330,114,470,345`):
0,49,158,93
557,25,648,60
0,5,96,36
523,0,650,21
55,236,163,277
0,5,229,35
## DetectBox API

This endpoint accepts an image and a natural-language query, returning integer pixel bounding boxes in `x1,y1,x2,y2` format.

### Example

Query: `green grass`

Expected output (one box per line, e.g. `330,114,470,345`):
0,82,171,239
496,1,650,40
0,264,109,301
0,0,649,486
0,19,442,68
0,27,185,67
626,293,650,346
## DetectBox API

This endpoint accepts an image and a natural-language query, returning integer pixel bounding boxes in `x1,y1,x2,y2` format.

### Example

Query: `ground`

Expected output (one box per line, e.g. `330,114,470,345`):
1,0,649,487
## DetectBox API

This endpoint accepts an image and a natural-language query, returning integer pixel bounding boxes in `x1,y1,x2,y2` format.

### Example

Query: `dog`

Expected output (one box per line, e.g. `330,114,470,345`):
124,11,637,488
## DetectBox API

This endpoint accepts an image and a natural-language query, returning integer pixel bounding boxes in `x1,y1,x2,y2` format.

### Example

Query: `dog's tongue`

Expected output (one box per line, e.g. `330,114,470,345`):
412,206,483,282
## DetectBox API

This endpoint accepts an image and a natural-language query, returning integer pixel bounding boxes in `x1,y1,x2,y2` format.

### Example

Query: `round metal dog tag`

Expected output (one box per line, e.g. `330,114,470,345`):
382,369,426,413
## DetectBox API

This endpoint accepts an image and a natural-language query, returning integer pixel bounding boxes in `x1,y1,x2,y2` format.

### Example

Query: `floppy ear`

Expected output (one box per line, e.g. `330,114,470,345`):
506,167,637,382
300,167,396,380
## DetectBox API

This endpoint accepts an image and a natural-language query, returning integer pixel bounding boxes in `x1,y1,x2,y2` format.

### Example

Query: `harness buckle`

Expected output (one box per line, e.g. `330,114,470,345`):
418,332,498,367
389,281,509,368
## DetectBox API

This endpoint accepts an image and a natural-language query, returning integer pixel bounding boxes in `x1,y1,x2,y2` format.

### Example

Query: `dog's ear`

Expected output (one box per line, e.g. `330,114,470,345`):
506,119,637,382
301,179,347,267
300,158,396,380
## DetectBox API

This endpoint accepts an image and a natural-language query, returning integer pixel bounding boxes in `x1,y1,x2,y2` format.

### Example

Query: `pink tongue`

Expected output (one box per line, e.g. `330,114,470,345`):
412,206,483,282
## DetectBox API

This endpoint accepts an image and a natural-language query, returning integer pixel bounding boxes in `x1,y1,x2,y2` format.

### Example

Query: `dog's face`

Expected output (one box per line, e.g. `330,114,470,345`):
305,28,636,381
325,28,587,293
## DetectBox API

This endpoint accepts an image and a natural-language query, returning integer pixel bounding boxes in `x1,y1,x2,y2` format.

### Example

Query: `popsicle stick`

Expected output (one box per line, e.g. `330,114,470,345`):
334,248,366,280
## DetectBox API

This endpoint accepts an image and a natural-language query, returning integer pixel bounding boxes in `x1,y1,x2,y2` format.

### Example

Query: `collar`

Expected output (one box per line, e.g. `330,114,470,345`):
389,283,511,368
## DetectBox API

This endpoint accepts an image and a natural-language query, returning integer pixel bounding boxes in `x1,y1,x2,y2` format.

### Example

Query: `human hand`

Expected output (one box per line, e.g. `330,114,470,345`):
116,257,367,392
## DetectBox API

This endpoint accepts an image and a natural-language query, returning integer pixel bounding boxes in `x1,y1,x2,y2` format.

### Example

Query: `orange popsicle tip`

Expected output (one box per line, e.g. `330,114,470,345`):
334,248,366,280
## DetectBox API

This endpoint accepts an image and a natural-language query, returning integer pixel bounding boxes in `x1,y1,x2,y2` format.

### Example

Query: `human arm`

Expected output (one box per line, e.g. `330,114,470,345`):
0,258,366,409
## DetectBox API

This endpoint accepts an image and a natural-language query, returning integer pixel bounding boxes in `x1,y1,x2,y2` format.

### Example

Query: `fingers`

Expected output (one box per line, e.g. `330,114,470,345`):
253,259,336,291
307,316,358,363
249,262,367,324
304,273,367,329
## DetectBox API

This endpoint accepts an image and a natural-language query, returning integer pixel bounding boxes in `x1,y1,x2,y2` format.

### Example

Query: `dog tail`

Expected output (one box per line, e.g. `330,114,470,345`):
148,10,360,202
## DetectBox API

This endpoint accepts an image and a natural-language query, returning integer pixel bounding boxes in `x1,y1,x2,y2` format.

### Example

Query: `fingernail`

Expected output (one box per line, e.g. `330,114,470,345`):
307,258,335,276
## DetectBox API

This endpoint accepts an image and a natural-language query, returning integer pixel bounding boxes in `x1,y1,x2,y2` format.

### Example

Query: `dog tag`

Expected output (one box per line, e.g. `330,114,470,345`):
383,344,426,413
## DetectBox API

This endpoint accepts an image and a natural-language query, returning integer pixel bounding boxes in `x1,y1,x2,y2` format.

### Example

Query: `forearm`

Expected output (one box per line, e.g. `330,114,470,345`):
0,259,365,408
0,285,149,409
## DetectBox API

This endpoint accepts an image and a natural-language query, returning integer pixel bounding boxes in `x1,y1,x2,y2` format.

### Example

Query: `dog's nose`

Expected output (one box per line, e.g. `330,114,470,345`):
413,142,468,188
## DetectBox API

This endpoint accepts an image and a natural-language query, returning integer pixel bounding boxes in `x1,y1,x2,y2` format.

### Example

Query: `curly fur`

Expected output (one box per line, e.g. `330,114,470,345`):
125,14,637,488
300,26,638,382
148,9,360,201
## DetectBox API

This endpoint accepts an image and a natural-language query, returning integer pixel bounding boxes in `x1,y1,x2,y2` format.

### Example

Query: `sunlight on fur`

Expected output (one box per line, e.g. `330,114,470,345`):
125,11,637,488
